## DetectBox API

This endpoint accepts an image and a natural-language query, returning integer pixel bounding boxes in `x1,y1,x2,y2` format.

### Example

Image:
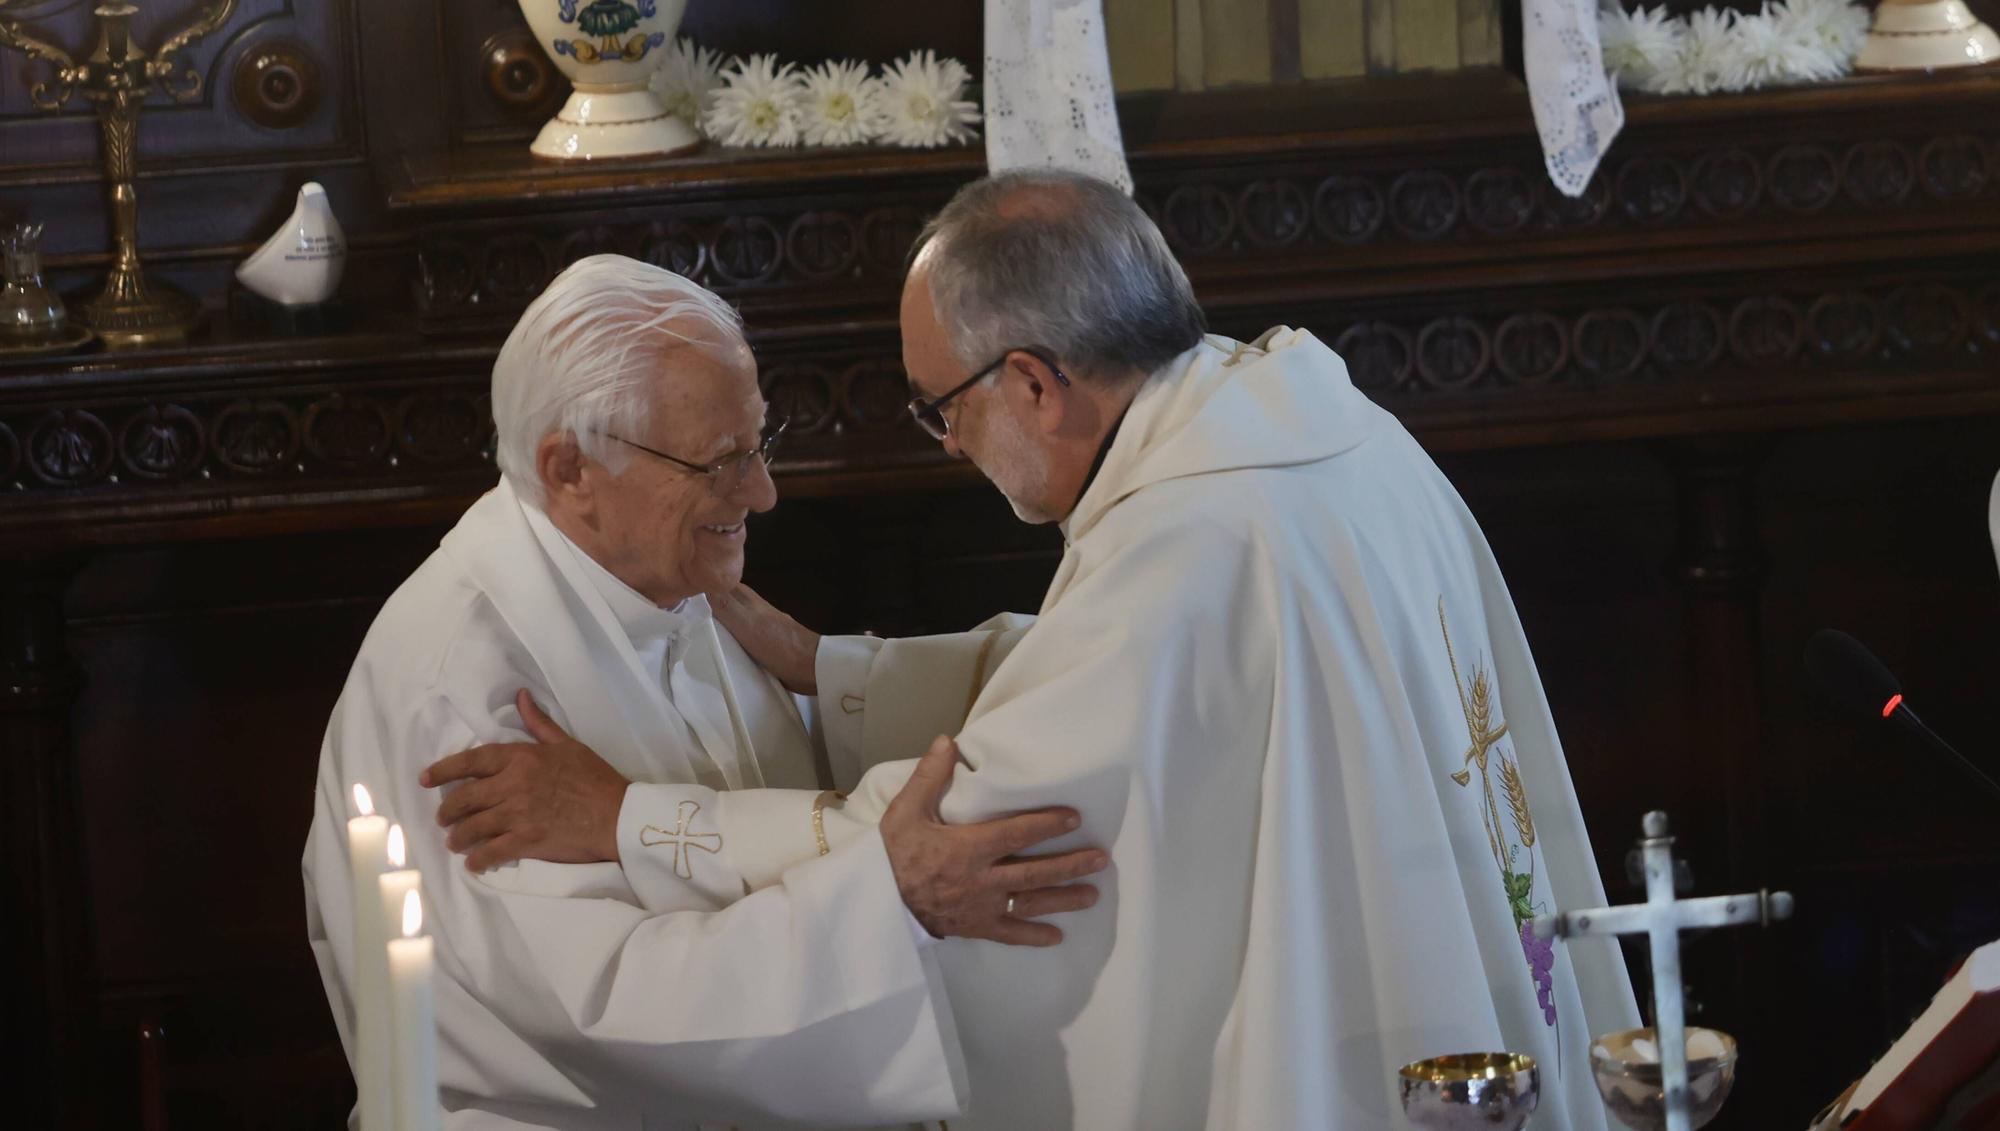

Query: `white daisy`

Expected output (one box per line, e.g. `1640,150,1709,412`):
874,50,981,148
1772,0,1871,77
1715,8,1821,88
651,37,729,138
1599,3,1684,91
799,59,881,147
1653,7,1735,94
704,53,806,148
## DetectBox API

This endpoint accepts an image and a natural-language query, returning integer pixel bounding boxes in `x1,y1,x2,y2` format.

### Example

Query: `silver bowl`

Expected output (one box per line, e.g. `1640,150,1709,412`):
1588,1028,1738,1131
1399,1052,1540,1130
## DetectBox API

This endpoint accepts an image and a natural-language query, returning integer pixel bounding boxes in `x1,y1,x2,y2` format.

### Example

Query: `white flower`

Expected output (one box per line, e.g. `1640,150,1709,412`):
652,37,729,138
874,50,981,148
704,54,806,148
1651,7,1736,94
799,59,881,147
1715,8,1821,88
1600,3,1684,91
1772,0,1871,77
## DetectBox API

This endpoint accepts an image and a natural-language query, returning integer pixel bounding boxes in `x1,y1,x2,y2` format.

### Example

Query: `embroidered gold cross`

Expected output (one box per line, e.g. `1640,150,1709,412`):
641,799,723,880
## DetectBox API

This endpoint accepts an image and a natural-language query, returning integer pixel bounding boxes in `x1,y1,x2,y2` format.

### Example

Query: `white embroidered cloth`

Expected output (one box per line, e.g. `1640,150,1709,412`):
1525,0,1625,197
984,0,1134,194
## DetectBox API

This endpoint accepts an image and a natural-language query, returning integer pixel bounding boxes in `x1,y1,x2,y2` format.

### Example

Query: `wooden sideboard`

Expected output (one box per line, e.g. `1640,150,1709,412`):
4,1,2000,1124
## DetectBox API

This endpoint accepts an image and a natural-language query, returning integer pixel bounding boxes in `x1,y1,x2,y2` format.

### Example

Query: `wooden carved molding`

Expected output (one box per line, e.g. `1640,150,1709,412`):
2,385,494,494
15,274,1991,505
411,130,2000,326
417,207,924,320
1293,277,1996,395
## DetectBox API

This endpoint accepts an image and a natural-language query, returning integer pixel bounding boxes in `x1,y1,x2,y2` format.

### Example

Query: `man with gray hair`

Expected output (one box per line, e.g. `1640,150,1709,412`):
443,173,1642,1129
300,254,1104,1130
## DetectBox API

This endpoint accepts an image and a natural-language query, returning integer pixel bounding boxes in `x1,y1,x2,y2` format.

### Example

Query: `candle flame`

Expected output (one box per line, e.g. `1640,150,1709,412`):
352,783,374,817
387,824,406,868
402,889,422,937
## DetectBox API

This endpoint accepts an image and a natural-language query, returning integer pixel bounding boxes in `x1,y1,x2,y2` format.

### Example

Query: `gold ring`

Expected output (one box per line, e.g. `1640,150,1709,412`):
1006,895,1017,916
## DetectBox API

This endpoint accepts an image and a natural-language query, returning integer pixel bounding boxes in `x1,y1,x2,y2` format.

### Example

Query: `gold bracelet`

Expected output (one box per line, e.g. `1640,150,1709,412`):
811,789,846,857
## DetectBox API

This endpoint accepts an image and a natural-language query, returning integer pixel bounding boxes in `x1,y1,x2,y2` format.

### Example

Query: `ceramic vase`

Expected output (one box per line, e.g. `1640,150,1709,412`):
1856,0,2000,71
236,182,347,307
518,0,697,160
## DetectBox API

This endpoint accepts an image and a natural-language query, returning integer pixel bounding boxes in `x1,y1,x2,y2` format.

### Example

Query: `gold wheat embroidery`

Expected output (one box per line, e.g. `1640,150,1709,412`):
1499,756,1536,848
1439,597,1557,1030
1441,599,1513,873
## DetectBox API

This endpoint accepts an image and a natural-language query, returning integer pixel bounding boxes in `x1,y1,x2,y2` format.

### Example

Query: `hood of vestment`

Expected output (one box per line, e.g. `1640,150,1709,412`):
1061,326,1383,546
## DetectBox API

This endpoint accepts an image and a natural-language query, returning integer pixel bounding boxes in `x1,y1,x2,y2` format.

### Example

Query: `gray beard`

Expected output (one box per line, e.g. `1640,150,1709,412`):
980,410,1055,524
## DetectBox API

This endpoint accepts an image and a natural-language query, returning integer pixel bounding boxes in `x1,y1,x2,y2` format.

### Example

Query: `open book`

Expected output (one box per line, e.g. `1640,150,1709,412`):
1821,938,2000,1130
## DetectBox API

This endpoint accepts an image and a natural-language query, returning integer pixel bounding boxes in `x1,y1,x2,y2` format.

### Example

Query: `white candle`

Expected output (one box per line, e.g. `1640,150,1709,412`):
388,888,441,1131
377,824,422,981
347,783,393,1131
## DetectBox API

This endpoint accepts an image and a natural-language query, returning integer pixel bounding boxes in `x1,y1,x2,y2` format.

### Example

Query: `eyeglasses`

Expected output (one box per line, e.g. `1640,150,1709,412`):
601,416,788,496
905,348,1070,442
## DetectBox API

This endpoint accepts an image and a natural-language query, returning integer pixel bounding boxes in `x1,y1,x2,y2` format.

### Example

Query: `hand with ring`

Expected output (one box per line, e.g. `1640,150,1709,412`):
882,735,1107,946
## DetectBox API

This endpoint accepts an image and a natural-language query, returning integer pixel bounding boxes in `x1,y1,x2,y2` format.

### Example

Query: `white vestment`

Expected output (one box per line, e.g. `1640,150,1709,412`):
301,479,966,1130
1988,469,1998,579
800,328,1640,1128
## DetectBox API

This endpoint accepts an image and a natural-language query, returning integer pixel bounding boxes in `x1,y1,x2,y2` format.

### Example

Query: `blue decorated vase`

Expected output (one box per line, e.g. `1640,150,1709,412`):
518,0,695,159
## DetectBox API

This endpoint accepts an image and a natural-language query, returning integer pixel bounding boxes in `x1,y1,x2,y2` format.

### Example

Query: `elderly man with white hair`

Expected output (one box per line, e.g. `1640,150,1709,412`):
300,254,1104,1130
443,172,1644,1130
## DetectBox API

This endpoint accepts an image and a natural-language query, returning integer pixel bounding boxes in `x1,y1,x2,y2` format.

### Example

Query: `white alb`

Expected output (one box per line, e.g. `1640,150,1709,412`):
302,478,963,1129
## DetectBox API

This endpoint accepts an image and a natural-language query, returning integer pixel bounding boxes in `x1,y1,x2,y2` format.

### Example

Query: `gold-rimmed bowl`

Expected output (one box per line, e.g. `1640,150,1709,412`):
1399,1052,1540,1130
1588,1027,1737,1131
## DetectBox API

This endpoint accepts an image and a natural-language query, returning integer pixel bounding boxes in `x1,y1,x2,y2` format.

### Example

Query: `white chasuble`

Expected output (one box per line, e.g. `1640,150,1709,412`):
808,329,1640,1129
1988,469,1998,579
302,477,966,1130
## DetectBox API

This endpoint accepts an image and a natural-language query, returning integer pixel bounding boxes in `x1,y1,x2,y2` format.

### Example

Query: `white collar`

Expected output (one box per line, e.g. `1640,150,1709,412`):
522,505,704,647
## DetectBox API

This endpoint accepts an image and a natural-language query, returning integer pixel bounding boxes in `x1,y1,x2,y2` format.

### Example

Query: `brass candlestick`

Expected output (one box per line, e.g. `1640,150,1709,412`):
0,1,238,346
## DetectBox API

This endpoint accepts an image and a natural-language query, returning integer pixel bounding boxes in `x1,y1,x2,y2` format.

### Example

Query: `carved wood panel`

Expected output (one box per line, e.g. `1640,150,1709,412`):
0,0,357,167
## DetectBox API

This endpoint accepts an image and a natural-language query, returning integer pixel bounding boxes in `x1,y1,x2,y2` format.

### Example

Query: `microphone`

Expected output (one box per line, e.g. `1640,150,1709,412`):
1803,629,2000,806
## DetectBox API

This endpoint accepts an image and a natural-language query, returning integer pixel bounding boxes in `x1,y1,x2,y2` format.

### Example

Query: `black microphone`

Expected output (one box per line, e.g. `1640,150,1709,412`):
1803,629,2000,806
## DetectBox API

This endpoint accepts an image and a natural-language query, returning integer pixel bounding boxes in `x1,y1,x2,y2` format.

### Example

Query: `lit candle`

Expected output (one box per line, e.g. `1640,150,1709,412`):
377,823,422,979
347,784,393,1131
388,888,441,1131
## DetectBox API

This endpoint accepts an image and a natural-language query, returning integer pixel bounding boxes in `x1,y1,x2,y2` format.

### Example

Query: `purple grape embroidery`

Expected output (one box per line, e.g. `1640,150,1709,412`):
1521,920,1558,1026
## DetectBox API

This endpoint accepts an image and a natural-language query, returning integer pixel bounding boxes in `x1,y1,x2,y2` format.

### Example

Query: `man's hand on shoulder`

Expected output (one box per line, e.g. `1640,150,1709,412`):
880,735,1107,947
420,689,629,872
711,583,821,694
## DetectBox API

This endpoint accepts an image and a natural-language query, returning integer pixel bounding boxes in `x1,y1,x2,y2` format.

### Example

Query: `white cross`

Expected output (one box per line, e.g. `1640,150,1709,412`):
1531,811,1792,1131
640,799,723,880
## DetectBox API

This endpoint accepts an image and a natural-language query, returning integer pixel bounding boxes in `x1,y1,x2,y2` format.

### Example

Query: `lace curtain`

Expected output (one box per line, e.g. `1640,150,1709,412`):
1524,0,1625,196
983,0,1614,199
984,0,1134,194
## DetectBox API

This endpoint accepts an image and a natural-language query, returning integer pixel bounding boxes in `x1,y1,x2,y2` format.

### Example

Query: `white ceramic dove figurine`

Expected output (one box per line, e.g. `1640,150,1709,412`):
237,182,347,306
